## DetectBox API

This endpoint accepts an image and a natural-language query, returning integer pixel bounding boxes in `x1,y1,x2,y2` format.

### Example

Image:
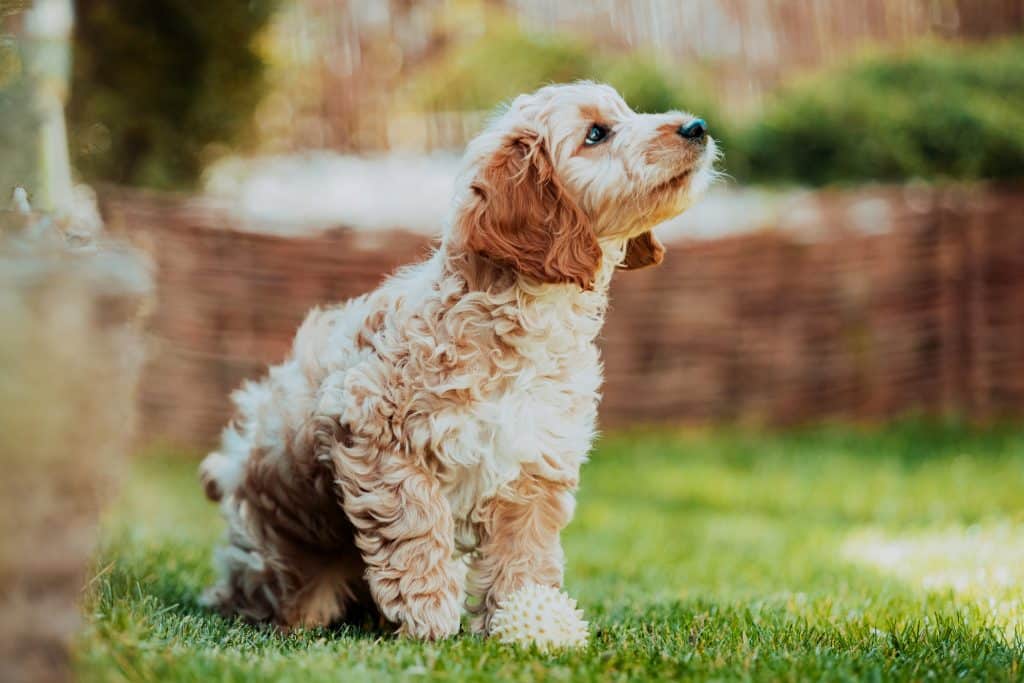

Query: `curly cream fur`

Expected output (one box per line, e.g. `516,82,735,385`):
199,82,717,639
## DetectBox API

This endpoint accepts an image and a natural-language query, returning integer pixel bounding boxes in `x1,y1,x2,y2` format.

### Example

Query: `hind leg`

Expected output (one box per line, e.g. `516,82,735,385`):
202,495,373,629
276,551,372,629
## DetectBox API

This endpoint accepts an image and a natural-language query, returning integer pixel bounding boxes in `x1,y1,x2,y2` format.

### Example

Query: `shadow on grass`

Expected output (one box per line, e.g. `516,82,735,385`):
90,537,393,651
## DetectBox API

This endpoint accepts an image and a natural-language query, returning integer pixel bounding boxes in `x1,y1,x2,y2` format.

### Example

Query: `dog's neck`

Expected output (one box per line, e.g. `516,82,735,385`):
439,238,627,345
444,237,625,290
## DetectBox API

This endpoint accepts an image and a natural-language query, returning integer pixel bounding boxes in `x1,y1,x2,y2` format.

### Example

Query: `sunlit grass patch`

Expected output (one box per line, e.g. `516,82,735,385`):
843,521,1024,637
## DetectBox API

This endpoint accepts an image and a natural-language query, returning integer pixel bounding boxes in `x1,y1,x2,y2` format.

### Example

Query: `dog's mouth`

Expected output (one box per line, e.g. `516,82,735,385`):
659,168,692,192
649,165,697,199
656,143,718,196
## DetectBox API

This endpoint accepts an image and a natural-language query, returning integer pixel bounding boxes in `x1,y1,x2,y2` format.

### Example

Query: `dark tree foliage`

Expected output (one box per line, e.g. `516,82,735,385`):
69,0,278,190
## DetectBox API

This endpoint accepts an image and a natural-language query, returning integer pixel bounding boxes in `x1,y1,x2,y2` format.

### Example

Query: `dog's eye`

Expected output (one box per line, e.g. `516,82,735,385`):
584,124,609,146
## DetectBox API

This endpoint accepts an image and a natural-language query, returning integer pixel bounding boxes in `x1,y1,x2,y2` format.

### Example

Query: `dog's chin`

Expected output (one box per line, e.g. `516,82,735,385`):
663,139,718,214
688,140,719,198
655,139,718,197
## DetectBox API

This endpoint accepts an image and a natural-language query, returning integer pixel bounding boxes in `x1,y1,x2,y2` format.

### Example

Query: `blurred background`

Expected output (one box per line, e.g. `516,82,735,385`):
65,0,1024,437
2,1,1024,680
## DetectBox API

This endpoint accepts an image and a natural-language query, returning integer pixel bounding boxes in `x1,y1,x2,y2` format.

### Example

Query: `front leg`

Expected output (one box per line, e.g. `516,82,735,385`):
334,444,462,640
467,469,577,634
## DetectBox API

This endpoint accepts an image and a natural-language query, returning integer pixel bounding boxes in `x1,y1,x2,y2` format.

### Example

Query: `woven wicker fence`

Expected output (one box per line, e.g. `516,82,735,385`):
100,185,1024,448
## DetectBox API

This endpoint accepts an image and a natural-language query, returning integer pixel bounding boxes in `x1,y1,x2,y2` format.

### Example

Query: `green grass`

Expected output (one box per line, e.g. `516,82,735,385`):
78,423,1024,681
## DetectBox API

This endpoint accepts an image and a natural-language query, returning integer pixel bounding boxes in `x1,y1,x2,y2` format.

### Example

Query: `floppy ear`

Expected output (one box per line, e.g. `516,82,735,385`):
619,231,665,270
456,130,602,289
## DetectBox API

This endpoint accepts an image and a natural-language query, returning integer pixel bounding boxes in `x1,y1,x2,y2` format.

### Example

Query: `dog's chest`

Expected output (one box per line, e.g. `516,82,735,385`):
430,339,602,534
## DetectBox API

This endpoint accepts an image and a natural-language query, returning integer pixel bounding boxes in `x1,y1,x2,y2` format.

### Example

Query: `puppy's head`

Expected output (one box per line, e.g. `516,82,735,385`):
449,81,718,289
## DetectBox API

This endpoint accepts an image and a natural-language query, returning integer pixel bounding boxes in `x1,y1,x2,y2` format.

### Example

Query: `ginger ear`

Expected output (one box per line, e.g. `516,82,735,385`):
619,231,665,270
456,130,601,289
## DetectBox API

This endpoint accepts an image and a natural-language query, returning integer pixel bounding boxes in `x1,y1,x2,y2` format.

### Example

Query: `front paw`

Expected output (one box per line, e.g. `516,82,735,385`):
466,591,508,635
395,591,463,640
469,610,493,636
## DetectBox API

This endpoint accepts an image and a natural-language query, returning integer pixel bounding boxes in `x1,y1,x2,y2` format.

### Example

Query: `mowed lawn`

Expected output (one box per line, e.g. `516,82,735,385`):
77,424,1024,682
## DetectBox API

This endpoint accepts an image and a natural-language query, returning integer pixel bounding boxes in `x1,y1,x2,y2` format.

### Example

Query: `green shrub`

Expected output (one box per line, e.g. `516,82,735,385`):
414,26,592,113
730,39,1024,185
411,24,720,127
68,0,278,190
597,54,702,115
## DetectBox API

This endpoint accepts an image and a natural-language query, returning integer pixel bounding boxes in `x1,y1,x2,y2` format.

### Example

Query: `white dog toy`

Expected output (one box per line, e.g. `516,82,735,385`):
490,584,589,652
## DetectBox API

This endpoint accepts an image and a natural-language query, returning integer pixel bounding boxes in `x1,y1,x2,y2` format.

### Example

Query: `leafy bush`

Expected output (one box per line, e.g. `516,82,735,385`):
68,0,278,190
729,39,1024,185
597,54,700,115
411,24,720,126
414,26,592,113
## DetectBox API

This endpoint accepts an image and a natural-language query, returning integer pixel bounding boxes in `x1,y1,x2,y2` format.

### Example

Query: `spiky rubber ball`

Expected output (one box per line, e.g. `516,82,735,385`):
489,584,589,651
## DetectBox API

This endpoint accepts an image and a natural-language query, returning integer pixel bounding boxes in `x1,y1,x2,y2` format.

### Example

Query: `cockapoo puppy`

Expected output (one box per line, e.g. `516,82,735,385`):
199,81,717,639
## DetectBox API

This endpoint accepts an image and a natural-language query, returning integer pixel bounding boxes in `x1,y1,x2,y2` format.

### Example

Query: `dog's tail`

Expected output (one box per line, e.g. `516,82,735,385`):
199,422,249,503
199,374,281,503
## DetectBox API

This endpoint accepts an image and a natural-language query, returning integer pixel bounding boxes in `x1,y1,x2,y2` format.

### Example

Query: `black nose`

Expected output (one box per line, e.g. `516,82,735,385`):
678,118,708,141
